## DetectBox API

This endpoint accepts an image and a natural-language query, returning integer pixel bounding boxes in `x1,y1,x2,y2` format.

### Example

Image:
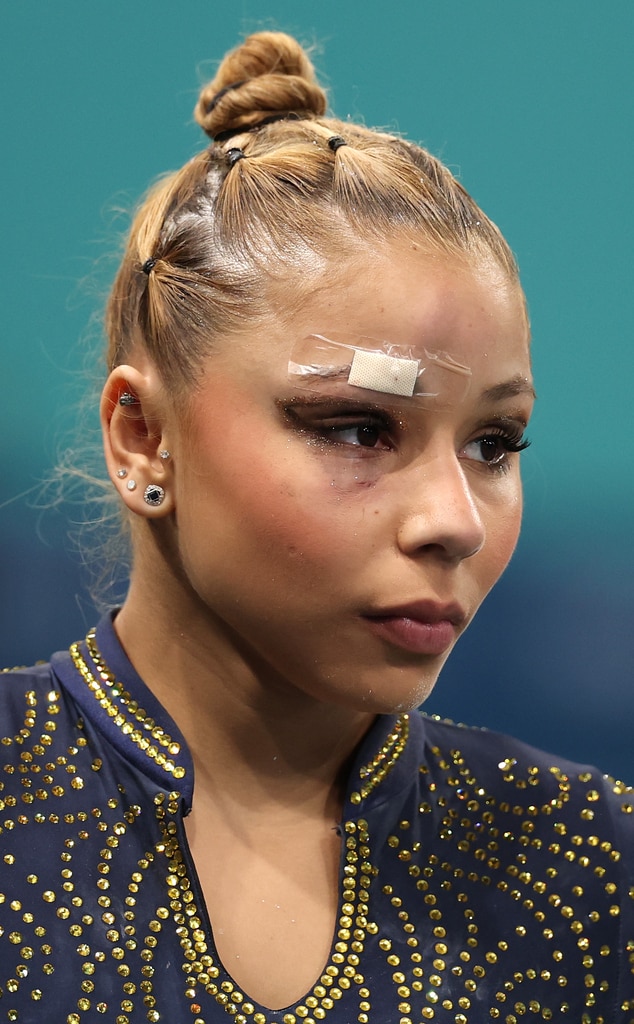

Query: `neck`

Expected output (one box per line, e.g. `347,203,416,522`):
113,574,376,820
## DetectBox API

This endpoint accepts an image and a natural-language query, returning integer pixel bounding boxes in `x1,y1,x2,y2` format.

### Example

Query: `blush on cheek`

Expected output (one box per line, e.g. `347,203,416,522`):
243,478,375,574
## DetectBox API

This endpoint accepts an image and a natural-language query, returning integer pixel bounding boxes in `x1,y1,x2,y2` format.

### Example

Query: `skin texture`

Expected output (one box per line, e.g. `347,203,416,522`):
100,240,533,1007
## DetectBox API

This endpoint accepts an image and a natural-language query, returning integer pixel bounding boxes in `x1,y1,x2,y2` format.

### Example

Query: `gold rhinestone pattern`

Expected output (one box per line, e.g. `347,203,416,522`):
0,644,632,1021
159,799,376,1024
350,715,409,805
69,630,186,781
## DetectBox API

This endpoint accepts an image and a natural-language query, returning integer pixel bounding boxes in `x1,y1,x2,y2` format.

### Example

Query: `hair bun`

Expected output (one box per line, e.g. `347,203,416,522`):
195,31,327,141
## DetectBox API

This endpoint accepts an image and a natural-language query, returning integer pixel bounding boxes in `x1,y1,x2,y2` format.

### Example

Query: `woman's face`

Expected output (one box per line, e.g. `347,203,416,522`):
167,242,533,713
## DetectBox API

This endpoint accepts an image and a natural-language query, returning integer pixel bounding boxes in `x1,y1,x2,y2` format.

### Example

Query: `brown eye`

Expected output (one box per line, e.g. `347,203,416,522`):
283,401,396,452
462,428,530,474
328,421,391,449
356,425,382,447
478,437,504,463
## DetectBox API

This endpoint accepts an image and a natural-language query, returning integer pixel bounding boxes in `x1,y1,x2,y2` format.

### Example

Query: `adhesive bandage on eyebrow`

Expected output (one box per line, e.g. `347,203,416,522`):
288,334,472,405
347,349,419,397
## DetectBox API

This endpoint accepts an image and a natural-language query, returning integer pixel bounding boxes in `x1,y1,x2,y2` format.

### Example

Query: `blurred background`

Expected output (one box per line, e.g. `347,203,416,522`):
1,1,632,778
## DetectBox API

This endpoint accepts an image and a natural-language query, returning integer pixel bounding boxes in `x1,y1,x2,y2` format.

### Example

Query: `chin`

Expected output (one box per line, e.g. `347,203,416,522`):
325,663,444,716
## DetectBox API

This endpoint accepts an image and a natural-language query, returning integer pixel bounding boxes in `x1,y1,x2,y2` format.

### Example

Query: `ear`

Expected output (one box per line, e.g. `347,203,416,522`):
101,364,175,518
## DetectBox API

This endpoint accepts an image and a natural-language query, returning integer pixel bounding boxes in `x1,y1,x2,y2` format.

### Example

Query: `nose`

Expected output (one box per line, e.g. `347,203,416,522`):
396,453,485,562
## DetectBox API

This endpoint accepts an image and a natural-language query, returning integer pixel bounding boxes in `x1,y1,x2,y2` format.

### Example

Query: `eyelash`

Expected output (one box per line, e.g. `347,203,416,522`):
284,404,531,474
465,427,531,475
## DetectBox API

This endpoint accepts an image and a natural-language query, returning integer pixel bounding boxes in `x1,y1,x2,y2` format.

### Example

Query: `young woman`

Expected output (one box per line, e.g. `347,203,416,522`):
1,31,632,1024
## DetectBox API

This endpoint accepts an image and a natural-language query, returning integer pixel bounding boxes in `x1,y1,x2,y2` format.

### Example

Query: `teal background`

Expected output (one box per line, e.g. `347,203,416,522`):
1,3,632,776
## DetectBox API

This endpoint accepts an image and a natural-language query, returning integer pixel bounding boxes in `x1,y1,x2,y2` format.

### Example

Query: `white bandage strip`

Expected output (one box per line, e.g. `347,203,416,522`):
347,349,420,397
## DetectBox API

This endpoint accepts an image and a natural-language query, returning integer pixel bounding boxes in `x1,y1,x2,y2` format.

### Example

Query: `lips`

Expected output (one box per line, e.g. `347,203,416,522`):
362,600,466,656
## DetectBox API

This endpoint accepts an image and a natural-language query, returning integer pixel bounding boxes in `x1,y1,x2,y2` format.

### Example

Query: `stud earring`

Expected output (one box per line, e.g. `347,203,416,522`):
144,483,165,507
159,450,171,460
119,391,139,406
126,479,137,491
116,468,128,479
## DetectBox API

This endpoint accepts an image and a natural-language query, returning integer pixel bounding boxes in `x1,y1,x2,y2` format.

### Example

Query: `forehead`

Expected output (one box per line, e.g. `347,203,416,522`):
212,245,531,391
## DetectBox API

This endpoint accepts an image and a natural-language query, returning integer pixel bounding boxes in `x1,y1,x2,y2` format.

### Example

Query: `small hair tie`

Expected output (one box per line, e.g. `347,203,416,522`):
328,135,347,152
213,111,302,144
142,258,157,275
206,80,247,115
226,147,246,168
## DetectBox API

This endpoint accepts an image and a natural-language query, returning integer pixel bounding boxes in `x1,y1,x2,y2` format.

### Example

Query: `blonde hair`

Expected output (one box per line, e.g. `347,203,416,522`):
106,31,520,392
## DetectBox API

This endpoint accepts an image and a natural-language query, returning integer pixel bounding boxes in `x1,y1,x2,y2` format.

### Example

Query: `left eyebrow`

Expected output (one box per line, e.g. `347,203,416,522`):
481,375,537,402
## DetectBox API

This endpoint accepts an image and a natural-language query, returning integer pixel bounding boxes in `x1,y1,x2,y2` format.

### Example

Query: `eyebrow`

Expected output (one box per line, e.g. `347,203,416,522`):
292,366,536,402
290,365,352,384
481,376,537,402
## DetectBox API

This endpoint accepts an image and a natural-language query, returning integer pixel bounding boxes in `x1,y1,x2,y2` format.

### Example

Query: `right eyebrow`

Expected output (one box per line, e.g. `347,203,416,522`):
288,364,352,385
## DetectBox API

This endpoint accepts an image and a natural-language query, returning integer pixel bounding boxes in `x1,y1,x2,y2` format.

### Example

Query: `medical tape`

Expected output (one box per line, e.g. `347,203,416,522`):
288,334,472,405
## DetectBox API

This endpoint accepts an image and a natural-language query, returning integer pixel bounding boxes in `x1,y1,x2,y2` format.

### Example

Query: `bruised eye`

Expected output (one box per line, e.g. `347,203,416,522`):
282,399,397,453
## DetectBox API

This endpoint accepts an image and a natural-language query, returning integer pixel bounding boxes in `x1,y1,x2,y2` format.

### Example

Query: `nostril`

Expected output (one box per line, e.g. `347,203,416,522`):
396,474,486,563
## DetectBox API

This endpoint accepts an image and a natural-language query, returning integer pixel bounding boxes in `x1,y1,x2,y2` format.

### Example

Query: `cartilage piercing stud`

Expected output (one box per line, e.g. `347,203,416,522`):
119,391,139,406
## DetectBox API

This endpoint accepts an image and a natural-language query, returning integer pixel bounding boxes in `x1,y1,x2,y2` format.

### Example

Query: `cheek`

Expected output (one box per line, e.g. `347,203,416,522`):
178,419,366,576
241,466,371,570
483,490,523,581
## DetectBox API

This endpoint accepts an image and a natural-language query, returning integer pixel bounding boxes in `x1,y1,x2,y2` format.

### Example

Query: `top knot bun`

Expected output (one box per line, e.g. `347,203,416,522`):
195,31,328,141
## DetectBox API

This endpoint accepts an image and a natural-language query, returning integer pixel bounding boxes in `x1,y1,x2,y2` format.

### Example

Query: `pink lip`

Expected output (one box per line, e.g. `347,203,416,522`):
362,601,466,656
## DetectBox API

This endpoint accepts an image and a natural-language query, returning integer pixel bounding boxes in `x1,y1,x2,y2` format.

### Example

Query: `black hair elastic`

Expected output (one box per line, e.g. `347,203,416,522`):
226,147,246,167
141,258,157,275
206,80,247,114
213,111,302,143
328,135,347,152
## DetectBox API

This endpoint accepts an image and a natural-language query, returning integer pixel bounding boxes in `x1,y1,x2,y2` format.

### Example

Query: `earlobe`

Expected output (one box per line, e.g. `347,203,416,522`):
101,365,175,517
